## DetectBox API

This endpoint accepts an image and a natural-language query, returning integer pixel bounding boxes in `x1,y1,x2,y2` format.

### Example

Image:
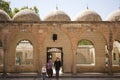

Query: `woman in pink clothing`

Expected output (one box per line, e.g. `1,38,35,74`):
46,59,53,78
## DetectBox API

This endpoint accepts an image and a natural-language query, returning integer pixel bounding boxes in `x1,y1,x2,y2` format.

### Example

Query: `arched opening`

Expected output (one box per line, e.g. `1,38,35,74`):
112,41,120,66
0,48,3,66
76,39,95,66
0,40,4,66
47,47,63,74
15,40,33,65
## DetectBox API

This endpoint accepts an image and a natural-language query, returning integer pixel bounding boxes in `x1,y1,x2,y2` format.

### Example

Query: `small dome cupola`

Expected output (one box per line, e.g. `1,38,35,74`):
13,9,41,21
75,9,102,21
44,10,71,21
0,9,10,21
106,9,120,21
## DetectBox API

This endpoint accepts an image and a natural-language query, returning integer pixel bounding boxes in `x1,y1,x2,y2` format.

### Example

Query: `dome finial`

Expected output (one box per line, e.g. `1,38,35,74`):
86,4,89,10
56,4,58,10
119,4,120,9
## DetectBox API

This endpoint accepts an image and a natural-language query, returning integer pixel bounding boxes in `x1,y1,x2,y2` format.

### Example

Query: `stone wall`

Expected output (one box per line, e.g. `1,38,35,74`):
0,21,119,73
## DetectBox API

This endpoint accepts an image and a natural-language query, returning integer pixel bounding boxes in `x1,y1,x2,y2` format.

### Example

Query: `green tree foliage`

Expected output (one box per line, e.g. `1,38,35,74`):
0,0,39,18
13,8,19,14
33,6,39,14
78,40,93,45
0,0,13,17
13,6,39,15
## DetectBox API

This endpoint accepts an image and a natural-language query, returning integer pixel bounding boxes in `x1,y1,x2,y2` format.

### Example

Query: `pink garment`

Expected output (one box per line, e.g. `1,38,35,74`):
46,60,53,69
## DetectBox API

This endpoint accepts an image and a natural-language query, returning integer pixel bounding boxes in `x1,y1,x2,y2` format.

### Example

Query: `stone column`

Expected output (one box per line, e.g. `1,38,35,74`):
107,28,113,75
72,45,77,74
72,43,76,75
2,28,8,78
38,49,41,75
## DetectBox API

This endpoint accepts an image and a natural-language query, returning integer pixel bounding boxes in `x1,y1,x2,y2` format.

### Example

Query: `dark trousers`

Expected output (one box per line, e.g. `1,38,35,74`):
47,69,53,77
55,69,60,78
41,73,46,80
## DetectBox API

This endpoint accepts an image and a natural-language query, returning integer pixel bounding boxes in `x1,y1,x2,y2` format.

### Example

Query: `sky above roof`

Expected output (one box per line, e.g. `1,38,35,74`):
6,0,120,20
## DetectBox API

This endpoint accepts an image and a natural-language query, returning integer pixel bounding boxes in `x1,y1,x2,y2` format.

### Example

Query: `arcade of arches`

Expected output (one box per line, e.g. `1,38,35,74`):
0,9,120,74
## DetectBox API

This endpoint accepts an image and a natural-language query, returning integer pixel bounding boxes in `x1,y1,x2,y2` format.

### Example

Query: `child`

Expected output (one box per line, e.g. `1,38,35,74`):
41,64,47,80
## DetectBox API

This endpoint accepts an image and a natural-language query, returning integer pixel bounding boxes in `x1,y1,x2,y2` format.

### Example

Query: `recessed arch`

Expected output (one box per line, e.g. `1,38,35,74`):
76,28,106,72
8,32,38,72
43,27,72,73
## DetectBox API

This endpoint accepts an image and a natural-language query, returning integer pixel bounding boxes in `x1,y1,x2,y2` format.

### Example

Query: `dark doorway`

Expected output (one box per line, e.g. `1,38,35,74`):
47,47,63,73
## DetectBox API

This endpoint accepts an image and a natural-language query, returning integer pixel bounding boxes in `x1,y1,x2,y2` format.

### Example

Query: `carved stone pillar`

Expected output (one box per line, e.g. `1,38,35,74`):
107,28,113,75
72,50,76,74
71,44,77,74
2,28,8,78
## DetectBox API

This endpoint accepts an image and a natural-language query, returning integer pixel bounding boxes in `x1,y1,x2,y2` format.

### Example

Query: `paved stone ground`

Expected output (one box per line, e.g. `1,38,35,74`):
0,78,120,80
0,72,120,80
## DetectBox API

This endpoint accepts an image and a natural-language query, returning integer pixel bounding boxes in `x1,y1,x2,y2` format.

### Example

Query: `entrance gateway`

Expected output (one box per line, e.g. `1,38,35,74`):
47,47,63,73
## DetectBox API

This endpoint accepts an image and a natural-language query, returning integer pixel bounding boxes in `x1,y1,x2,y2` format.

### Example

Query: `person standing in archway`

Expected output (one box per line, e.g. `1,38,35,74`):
54,57,62,78
105,54,109,66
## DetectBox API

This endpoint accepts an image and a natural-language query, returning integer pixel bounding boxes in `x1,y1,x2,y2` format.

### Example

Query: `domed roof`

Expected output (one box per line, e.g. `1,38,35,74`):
106,9,120,21
44,10,71,21
13,9,41,21
75,9,102,21
0,9,10,21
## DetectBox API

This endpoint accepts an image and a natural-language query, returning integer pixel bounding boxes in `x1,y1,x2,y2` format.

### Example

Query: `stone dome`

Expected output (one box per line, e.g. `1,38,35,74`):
75,9,102,21
106,9,120,21
13,9,41,21
44,10,71,21
0,9,10,21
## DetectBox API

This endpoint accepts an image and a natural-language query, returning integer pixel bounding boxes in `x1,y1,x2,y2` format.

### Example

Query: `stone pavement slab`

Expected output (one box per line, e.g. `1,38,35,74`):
0,73,120,78
0,77,120,80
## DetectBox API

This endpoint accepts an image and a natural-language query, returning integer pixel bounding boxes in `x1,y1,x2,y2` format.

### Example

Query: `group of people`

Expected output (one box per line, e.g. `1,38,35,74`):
41,57,62,80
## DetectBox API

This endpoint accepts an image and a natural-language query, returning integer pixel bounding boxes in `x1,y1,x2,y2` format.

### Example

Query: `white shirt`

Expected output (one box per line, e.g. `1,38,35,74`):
42,67,46,73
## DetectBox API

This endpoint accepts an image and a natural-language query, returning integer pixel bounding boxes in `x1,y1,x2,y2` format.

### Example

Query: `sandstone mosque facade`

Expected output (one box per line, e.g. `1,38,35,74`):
0,8,120,74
